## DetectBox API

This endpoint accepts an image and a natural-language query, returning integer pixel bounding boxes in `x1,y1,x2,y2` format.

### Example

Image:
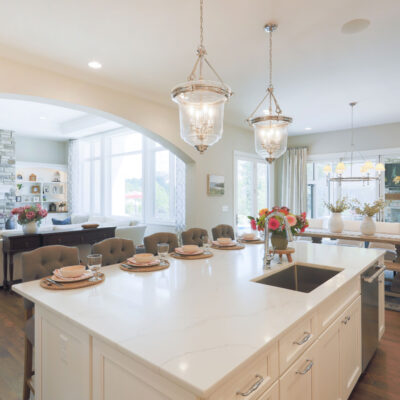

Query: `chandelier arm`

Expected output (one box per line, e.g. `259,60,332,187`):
203,57,226,85
247,91,271,122
187,55,202,81
269,89,282,114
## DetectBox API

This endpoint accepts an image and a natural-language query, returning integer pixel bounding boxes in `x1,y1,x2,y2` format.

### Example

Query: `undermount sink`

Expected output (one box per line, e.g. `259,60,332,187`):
254,264,342,293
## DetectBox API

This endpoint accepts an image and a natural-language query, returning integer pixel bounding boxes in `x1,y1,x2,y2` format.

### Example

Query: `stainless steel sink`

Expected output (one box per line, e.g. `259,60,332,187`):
254,264,342,293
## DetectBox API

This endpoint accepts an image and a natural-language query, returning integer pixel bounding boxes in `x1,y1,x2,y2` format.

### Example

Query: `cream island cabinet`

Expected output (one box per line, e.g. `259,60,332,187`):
13,242,384,400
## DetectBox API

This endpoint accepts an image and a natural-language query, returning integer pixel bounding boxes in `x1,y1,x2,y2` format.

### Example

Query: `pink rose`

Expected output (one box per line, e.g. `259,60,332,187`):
26,211,35,220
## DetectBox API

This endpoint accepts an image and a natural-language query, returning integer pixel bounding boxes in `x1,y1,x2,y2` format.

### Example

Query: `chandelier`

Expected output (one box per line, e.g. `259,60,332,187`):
247,24,292,163
324,102,385,183
171,0,232,154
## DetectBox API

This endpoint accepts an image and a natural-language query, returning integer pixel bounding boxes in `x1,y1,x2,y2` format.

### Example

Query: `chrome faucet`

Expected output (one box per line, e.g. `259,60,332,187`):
264,211,294,269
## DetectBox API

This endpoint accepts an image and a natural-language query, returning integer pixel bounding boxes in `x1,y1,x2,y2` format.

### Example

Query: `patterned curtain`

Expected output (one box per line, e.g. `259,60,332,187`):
278,147,308,214
174,156,186,238
67,139,80,215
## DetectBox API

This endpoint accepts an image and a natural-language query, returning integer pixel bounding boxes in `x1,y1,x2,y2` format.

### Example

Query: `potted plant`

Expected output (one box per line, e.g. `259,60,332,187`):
324,198,349,233
11,204,48,234
351,199,385,235
248,207,308,250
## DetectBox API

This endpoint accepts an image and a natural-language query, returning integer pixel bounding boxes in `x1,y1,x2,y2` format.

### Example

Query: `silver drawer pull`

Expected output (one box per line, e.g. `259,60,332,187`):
293,331,311,345
363,266,385,283
296,360,313,375
236,374,264,397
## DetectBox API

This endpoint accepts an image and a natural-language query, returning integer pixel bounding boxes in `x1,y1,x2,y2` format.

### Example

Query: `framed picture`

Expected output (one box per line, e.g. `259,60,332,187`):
31,185,40,194
33,196,40,202
16,173,23,181
207,174,225,196
15,196,21,202
43,184,50,193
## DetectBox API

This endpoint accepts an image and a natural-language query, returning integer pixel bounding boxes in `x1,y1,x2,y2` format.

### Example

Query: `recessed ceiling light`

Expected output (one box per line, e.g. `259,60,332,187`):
305,127,312,131
88,60,102,69
341,19,370,34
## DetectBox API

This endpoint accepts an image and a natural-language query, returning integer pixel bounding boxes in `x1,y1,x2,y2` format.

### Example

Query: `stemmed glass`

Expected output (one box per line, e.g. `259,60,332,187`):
87,254,102,282
157,243,169,265
202,235,211,254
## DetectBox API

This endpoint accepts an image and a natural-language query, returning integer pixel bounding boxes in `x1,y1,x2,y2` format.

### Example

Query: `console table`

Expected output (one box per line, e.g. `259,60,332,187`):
2,227,116,289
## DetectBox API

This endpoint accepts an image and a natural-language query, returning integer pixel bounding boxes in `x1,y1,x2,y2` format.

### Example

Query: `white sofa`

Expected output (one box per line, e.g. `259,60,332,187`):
0,215,147,287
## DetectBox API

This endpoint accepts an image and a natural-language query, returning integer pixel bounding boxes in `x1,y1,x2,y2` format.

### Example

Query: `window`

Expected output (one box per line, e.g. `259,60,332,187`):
234,152,271,233
76,130,183,225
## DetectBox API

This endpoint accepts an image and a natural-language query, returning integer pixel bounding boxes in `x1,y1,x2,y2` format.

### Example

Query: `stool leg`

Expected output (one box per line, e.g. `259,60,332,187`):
23,338,33,400
287,254,293,262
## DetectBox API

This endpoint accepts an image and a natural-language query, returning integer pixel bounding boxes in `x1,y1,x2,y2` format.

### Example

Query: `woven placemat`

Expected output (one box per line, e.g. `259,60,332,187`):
238,239,264,244
170,252,213,260
211,244,245,250
40,273,105,290
120,260,170,272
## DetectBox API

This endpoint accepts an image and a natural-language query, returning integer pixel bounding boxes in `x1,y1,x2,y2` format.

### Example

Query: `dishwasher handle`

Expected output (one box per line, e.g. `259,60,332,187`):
363,266,385,284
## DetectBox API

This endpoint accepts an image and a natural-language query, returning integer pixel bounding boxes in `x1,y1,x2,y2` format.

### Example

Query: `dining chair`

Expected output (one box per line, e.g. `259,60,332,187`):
92,238,135,266
21,245,80,400
211,224,235,241
181,228,208,246
143,232,179,255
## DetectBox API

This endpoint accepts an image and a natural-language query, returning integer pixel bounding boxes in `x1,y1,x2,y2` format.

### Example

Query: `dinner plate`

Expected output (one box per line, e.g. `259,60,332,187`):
126,259,160,267
175,247,204,256
212,241,237,247
240,237,260,242
52,269,94,282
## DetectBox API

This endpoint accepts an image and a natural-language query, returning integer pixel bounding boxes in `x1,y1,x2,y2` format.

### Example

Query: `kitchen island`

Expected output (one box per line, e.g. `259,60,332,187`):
13,242,385,400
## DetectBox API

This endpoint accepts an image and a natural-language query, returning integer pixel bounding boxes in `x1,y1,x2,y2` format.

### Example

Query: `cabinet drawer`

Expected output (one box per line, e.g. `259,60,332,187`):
3,235,41,251
279,313,317,374
318,276,360,333
255,381,278,400
208,343,278,400
280,341,318,400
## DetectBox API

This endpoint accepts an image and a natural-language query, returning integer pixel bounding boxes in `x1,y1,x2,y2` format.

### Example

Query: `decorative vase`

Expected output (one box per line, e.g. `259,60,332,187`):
360,216,376,236
23,221,38,234
5,216,15,230
271,232,288,250
328,213,344,233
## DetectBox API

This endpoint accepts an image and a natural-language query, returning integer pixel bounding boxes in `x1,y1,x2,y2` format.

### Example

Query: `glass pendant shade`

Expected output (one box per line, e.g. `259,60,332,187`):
172,80,230,154
363,160,374,171
335,162,346,174
323,164,332,174
375,163,385,173
253,119,289,163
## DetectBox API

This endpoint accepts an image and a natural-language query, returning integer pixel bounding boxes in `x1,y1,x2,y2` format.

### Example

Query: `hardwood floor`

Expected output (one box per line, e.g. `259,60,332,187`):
0,288,399,400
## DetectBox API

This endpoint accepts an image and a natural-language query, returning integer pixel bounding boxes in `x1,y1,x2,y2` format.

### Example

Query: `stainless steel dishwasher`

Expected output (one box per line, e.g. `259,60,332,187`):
361,263,385,372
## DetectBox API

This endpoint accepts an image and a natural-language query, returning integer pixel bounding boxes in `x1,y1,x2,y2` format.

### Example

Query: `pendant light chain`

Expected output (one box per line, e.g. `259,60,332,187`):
200,0,204,49
269,28,273,89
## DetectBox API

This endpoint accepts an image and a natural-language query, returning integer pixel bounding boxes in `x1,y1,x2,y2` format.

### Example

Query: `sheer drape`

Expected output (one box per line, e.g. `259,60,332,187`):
67,139,80,214
278,147,308,214
174,157,186,235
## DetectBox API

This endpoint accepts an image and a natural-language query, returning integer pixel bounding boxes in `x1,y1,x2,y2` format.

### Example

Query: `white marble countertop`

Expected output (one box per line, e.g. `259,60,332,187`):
13,242,384,397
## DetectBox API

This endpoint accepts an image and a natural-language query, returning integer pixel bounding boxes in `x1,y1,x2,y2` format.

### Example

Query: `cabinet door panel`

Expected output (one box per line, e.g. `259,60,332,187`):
378,272,385,340
256,381,279,400
340,297,362,400
316,317,342,400
280,343,317,400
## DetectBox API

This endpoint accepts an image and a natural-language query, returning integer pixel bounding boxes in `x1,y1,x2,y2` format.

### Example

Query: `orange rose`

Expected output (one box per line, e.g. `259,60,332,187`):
259,208,269,217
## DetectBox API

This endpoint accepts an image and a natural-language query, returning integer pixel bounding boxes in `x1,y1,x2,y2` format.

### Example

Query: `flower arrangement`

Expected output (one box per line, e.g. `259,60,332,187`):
248,207,308,235
324,198,349,213
351,199,385,217
11,204,48,225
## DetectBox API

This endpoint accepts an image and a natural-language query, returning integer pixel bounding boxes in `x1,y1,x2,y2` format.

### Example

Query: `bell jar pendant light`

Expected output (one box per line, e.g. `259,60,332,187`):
247,24,292,163
171,0,232,154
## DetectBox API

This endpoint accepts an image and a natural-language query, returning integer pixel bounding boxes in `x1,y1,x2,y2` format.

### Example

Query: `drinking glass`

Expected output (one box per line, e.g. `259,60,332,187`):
87,254,102,282
202,235,211,254
157,243,169,265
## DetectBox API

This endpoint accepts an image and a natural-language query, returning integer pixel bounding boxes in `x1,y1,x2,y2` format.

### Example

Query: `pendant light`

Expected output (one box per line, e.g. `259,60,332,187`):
324,102,385,182
247,24,292,163
171,0,232,154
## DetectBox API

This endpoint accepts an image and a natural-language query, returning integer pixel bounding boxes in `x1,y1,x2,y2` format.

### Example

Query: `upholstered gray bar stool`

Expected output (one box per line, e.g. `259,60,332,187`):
21,245,80,400
143,233,179,255
92,238,135,266
181,228,208,246
211,224,235,241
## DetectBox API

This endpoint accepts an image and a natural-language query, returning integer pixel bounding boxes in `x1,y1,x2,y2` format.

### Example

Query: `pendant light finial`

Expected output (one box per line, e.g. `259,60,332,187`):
171,0,232,154
247,23,292,163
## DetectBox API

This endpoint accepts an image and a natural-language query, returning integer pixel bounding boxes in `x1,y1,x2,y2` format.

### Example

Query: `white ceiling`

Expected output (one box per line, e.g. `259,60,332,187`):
0,0,399,135
0,99,121,139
